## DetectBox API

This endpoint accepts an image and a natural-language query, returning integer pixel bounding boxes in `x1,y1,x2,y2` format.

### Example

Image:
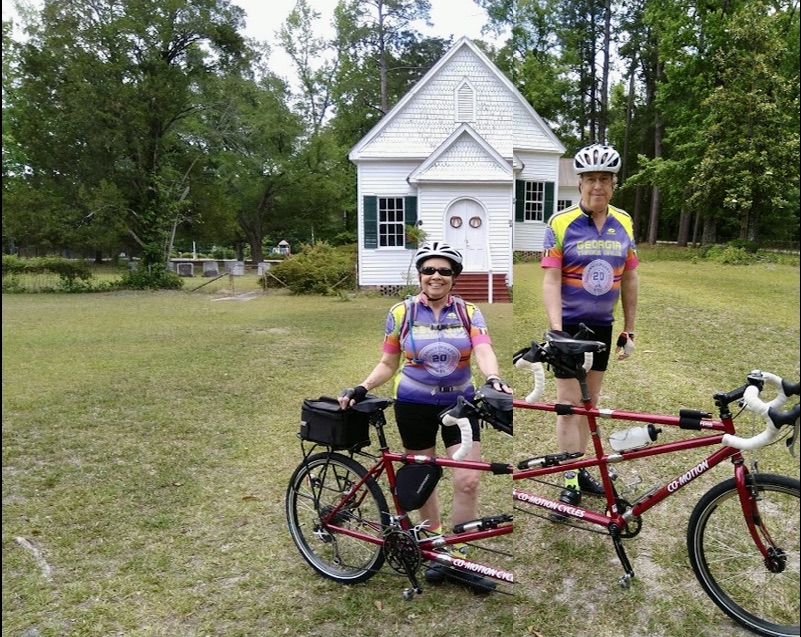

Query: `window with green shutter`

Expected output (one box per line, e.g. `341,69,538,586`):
404,196,418,249
544,182,555,221
516,180,555,222
515,180,525,222
363,196,418,248
363,196,378,248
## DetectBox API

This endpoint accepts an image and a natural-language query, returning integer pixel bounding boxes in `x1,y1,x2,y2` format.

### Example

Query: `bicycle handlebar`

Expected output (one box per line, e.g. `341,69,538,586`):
440,411,474,461
513,330,601,403
722,370,801,451
439,390,514,460
514,339,801,455
514,356,546,403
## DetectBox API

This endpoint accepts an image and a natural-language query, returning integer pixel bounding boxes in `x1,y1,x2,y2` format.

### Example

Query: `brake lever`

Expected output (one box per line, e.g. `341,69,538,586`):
787,420,799,458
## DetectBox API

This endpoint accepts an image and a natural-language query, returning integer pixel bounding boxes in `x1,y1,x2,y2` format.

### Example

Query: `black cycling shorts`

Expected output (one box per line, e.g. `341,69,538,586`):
553,323,613,378
394,401,481,451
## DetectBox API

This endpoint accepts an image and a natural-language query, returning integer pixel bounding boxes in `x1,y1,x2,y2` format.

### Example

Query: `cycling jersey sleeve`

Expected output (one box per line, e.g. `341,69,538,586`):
466,304,492,347
540,225,562,269
381,302,405,355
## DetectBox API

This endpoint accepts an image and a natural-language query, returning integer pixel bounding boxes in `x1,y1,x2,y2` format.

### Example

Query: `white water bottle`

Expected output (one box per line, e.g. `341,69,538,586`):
608,424,661,452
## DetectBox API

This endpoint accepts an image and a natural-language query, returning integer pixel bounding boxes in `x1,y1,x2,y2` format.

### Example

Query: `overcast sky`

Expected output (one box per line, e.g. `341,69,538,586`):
237,0,496,82
3,0,498,87
236,0,492,42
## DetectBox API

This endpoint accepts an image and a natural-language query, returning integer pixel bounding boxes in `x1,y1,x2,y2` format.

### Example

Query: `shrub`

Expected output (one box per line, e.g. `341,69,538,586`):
211,246,236,260
727,239,759,254
702,243,757,265
638,243,798,266
117,265,184,290
265,242,356,294
2,255,93,283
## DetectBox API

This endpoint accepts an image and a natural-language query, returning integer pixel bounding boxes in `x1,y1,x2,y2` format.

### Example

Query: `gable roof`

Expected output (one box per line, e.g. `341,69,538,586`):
349,37,565,161
559,157,579,187
408,123,512,184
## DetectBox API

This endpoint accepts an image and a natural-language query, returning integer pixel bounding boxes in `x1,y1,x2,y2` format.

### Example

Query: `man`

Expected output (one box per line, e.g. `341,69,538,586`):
540,143,639,513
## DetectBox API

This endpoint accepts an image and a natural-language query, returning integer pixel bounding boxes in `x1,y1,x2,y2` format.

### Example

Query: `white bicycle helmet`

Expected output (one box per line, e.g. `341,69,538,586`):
574,144,621,174
414,241,463,275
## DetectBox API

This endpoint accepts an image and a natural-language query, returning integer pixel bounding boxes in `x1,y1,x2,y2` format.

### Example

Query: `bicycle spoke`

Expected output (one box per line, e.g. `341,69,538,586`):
688,474,800,637
286,452,389,584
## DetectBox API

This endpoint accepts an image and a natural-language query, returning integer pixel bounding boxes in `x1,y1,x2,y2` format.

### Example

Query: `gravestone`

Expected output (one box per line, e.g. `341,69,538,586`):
176,262,194,277
203,261,219,277
226,261,245,276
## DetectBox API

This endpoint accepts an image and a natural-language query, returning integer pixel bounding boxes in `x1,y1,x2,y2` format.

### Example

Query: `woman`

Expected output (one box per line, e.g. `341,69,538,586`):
338,241,511,593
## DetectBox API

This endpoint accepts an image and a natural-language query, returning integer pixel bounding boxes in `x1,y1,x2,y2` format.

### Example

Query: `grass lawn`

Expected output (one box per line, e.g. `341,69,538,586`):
2,253,798,637
512,254,800,637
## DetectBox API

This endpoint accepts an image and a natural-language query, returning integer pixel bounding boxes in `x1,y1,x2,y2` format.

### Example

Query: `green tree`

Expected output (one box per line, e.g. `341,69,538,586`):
557,0,615,144
278,0,338,133
331,0,437,123
477,0,571,133
628,0,799,245
5,0,249,270
686,3,799,244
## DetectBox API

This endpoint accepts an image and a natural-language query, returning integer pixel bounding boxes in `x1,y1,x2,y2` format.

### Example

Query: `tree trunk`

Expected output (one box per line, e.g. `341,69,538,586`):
378,0,388,114
633,185,645,241
677,211,691,246
647,186,661,245
646,127,663,245
702,217,717,245
692,211,701,246
599,0,612,142
244,231,263,263
646,62,665,245
621,54,638,183
739,206,758,242
677,188,692,246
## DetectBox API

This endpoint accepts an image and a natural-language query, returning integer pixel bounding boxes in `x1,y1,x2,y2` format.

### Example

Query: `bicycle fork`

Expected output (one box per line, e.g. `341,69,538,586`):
735,461,789,574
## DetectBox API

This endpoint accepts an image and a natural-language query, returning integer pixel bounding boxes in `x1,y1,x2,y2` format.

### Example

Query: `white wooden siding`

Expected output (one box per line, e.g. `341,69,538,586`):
357,161,420,195
513,100,561,151
363,51,517,159
357,174,513,286
558,158,580,209
513,223,547,252
410,128,512,183
418,183,512,272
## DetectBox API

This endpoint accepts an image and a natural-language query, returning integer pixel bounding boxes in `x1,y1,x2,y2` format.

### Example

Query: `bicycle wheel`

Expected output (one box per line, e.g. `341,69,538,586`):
286,451,389,584
687,473,800,637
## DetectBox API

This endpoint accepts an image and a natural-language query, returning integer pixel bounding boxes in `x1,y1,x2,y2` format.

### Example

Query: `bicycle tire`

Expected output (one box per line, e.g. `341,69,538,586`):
687,473,800,637
286,451,389,584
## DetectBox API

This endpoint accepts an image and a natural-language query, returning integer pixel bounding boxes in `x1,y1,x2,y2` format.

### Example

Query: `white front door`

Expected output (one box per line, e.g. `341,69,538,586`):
444,198,487,271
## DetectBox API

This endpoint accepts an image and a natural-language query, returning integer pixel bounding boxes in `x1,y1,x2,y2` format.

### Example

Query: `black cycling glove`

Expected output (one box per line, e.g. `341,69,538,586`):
484,376,511,393
340,385,368,403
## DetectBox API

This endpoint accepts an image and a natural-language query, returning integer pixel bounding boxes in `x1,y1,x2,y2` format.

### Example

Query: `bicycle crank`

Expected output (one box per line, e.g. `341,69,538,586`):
383,528,422,576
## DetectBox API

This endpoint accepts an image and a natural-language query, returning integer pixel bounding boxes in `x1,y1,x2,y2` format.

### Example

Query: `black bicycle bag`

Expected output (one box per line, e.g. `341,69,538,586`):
299,396,371,450
395,463,442,511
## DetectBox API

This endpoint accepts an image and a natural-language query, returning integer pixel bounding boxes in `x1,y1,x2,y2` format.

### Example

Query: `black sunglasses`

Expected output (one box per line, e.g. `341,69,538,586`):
419,266,454,276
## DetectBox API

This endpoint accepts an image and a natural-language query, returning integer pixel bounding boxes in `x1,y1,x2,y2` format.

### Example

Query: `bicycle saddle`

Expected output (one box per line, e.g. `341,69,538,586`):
545,330,607,356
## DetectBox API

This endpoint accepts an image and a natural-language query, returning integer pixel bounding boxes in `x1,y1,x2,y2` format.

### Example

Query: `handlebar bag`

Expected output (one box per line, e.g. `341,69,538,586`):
300,397,371,450
395,463,443,511
477,386,514,435
487,406,513,435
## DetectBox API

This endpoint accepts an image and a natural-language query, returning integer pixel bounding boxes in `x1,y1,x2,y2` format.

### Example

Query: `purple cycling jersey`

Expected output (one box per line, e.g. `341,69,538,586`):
382,294,492,406
541,204,639,325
